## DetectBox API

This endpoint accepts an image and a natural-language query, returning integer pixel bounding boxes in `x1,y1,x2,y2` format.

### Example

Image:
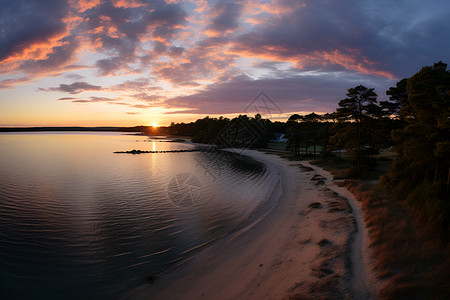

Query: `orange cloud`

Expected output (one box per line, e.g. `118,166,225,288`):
0,30,68,66
112,0,145,8
226,45,394,79
321,49,395,79
71,0,103,13
62,12,84,31
258,0,307,15
193,0,209,13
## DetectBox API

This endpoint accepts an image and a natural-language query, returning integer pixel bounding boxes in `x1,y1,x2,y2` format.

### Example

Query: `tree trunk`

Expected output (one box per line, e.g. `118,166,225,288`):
447,167,450,195
434,161,438,183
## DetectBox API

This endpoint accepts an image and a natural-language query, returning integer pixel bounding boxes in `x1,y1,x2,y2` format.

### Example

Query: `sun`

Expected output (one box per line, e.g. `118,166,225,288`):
152,122,159,127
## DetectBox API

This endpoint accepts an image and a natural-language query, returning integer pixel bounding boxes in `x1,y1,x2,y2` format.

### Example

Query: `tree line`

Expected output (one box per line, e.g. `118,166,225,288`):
164,61,449,229
286,62,449,229
166,114,287,148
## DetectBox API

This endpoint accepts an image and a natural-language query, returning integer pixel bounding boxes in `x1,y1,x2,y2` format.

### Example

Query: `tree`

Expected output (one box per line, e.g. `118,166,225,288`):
286,113,328,156
381,62,450,229
329,85,382,171
302,113,323,156
383,78,407,119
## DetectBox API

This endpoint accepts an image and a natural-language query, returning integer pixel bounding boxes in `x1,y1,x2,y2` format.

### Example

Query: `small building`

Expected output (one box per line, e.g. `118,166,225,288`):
271,132,288,143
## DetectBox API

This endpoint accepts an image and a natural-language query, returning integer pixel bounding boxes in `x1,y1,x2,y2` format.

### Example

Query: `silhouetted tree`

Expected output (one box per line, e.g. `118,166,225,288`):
329,85,382,172
383,78,407,119
287,112,329,157
381,62,450,229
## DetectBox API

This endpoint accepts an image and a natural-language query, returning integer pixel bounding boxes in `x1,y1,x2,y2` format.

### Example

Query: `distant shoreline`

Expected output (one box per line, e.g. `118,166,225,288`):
0,126,143,132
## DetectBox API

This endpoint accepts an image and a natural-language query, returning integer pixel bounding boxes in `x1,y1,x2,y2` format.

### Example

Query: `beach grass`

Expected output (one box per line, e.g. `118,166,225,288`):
309,153,450,300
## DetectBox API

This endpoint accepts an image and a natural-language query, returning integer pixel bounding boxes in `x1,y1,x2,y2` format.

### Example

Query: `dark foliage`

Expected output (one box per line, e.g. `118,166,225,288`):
380,62,450,230
167,114,278,149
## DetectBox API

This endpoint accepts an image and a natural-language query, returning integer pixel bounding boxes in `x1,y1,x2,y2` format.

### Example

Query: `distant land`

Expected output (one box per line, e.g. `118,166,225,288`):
0,126,162,133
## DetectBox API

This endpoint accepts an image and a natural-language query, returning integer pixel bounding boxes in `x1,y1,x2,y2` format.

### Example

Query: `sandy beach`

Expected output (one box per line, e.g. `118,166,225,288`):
133,149,379,299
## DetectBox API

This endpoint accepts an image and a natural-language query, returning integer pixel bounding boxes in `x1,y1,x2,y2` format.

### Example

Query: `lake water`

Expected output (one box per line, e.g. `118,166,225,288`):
0,132,278,299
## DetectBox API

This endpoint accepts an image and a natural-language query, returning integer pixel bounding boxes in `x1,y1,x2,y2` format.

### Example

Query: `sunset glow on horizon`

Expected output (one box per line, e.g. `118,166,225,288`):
1,0,450,127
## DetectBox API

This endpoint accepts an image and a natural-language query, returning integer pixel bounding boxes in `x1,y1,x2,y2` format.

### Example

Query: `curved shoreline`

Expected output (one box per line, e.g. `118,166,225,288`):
132,149,377,299
149,152,282,281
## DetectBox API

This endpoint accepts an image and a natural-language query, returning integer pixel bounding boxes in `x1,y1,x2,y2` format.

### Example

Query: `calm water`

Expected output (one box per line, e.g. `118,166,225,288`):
0,132,278,299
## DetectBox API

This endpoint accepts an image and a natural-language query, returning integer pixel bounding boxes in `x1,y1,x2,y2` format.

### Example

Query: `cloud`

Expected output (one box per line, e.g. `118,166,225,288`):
58,96,116,103
1,0,450,118
126,111,140,114
57,97,79,101
80,0,188,75
65,73,85,80
206,0,244,36
72,0,102,13
0,0,82,77
150,36,235,84
56,92,161,109
111,77,163,92
131,104,154,109
0,77,32,89
164,73,393,115
43,81,103,94
224,0,397,78
17,36,84,75
131,93,163,102
228,0,450,79
112,0,145,9
0,0,188,77
95,57,131,76
0,0,69,63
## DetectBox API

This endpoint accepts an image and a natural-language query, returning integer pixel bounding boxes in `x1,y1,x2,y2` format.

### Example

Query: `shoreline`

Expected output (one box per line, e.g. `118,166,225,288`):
132,149,378,299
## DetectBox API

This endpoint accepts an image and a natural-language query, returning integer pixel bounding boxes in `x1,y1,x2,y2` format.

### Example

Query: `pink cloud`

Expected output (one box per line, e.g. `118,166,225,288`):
0,77,32,90
112,0,145,8
193,0,209,13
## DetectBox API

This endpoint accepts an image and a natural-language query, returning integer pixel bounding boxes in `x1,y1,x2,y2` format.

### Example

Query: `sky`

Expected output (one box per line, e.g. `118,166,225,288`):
1,0,450,127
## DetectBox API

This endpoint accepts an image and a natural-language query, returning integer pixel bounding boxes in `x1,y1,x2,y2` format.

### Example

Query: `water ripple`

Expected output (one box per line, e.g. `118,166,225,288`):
0,133,278,299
